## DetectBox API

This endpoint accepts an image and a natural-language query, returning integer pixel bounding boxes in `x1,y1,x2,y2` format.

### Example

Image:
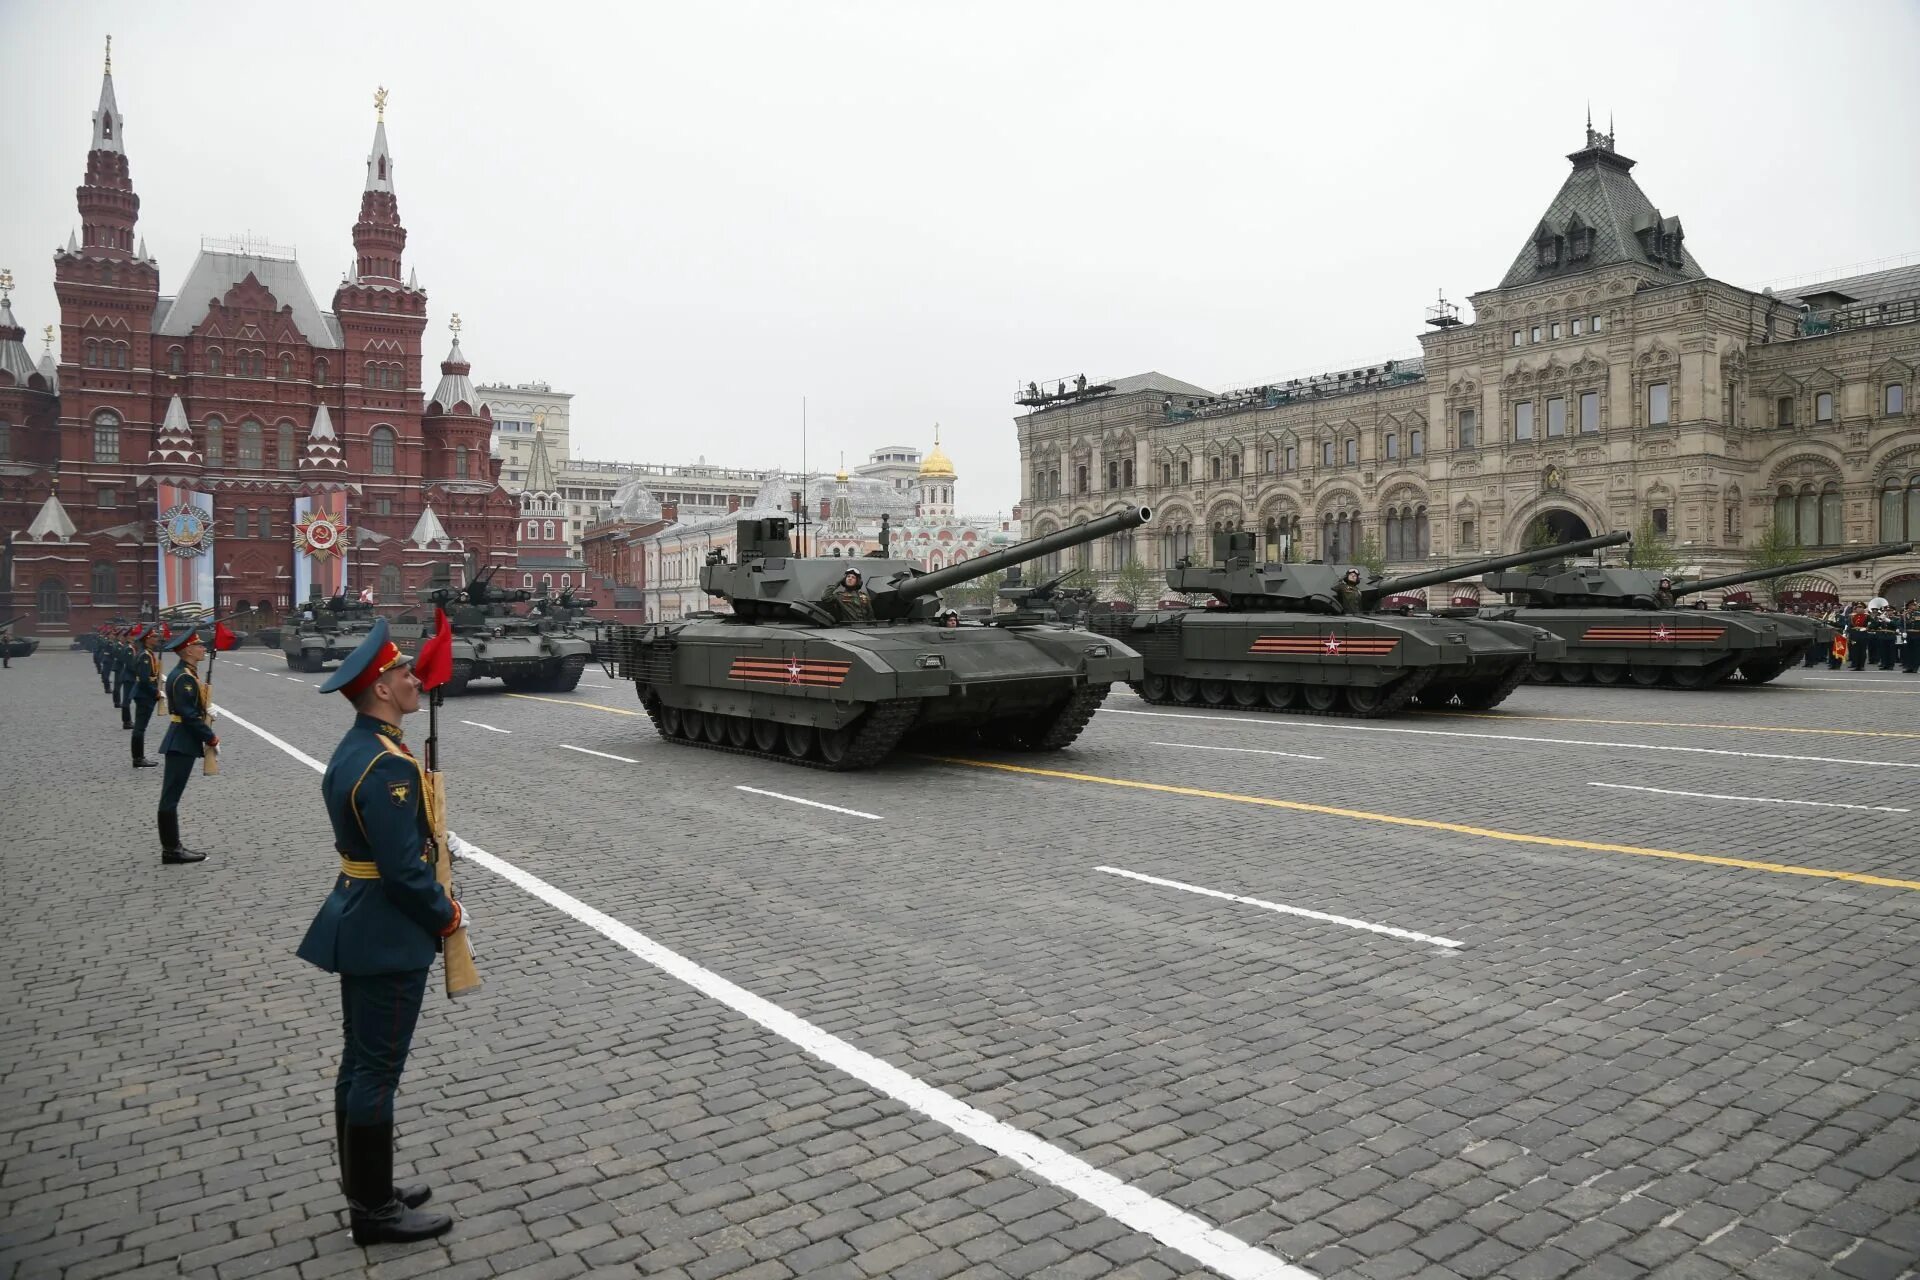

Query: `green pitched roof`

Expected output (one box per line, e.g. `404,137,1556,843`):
1499,131,1705,290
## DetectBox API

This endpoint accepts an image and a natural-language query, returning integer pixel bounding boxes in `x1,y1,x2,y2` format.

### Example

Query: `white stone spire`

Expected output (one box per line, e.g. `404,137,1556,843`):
364,119,395,193
149,394,203,468
91,40,123,155
408,504,454,549
299,403,347,474
26,492,77,541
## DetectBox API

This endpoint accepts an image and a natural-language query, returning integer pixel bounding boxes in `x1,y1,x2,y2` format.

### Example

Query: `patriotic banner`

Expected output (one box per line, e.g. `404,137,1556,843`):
154,484,215,612
293,493,350,602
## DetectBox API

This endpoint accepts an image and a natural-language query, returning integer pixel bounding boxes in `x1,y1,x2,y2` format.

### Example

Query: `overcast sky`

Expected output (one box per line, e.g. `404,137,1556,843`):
4,1,1917,516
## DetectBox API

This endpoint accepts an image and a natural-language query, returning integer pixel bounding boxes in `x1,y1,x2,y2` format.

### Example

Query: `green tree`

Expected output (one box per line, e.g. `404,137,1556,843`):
1112,558,1158,608
1353,531,1386,577
1744,518,1810,605
1627,514,1683,574
940,568,1005,611
1519,515,1564,553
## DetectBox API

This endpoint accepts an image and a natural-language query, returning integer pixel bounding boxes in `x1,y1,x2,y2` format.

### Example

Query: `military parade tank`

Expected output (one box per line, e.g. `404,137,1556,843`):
1482,542,1912,687
530,585,609,644
0,616,36,659
281,591,378,672
1088,531,1628,716
596,507,1152,769
425,565,594,695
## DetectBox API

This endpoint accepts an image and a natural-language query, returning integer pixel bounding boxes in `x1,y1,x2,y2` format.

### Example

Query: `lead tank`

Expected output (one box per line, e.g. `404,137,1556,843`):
597,508,1151,769
1481,542,1912,687
425,566,594,694
1089,531,1629,716
282,590,377,671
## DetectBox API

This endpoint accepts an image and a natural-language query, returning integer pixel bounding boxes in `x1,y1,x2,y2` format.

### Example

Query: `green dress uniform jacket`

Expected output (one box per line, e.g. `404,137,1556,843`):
159,664,216,756
130,647,162,706
823,585,875,623
297,715,456,976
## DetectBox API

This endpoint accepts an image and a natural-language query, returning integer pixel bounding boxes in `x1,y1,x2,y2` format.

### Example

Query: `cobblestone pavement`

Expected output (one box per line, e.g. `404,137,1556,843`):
3,650,1918,1280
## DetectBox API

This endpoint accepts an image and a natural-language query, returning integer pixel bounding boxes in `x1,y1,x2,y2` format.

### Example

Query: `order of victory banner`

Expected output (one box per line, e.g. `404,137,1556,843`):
155,483,216,612
292,493,350,602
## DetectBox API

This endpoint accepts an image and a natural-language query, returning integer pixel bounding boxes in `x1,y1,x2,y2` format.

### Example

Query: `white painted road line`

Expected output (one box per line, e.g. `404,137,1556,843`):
462,720,513,734
1101,707,1920,771
735,785,882,820
213,703,1314,1280
1152,740,1326,762
1590,782,1911,813
283,676,307,683
559,743,639,764
1097,866,1463,951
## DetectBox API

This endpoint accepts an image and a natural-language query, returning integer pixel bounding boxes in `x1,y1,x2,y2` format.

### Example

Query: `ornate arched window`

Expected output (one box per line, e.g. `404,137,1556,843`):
91,561,117,600
205,416,224,466
38,577,69,622
314,357,328,386
1386,510,1403,562
238,419,263,469
544,520,556,541
1796,485,1818,546
379,564,402,600
1414,506,1430,557
526,520,538,540
454,445,470,479
369,425,396,474
279,353,293,379
207,347,223,376
1345,438,1358,465
1819,482,1842,545
277,422,296,470
168,346,183,375
1774,485,1795,541
91,410,121,463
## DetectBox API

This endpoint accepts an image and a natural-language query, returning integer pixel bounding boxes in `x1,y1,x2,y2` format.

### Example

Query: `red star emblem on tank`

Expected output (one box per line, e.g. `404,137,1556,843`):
787,659,805,683
1323,635,1343,653
1652,626,1673,642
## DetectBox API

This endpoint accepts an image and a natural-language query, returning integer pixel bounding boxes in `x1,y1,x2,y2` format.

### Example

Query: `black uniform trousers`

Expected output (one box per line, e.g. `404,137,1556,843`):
158,753,195,816
336,969,430,1126
1850,630,1869,670
130,697,157,760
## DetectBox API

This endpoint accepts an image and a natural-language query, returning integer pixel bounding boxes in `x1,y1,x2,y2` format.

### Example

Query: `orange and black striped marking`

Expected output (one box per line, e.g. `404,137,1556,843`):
1250,634,1401,657
730,656,853,687
1580,626,1725,644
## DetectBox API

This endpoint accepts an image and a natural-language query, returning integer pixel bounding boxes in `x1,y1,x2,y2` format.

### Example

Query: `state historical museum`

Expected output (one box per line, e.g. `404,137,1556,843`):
0,54,520,636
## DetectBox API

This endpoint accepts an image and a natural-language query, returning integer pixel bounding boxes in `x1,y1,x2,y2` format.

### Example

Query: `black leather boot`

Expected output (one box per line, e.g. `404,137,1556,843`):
159,813,205,864
346,1121,451,1245
338,1110,429,1209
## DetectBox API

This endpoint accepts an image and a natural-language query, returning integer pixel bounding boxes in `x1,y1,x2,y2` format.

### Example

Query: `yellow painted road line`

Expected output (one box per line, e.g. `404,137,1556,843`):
504,692,642,716
934,756,1920,894
1431,711,1920,741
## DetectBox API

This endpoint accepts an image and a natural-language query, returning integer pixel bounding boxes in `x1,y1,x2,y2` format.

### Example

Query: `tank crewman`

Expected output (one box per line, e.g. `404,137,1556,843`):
1651,577,1677,610
298,618,459,1246
156,629,216,864
823,568,876,623
1333,569,1363,615
128,624,167,768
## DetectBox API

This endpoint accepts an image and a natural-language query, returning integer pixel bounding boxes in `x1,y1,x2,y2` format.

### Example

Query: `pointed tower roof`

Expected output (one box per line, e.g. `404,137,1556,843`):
1498,123,1705,290
365,118,395,193
524,428,559,496
91,38,123,155
299,403,348,475
408,504,455,549
149,394,204,468
36,326,59,393
0,280,41,387
25,492,77,542
426,316,478,413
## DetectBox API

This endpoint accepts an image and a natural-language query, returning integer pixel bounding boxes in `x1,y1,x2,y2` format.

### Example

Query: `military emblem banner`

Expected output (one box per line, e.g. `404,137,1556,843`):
155,484,215,612
293,493,350,602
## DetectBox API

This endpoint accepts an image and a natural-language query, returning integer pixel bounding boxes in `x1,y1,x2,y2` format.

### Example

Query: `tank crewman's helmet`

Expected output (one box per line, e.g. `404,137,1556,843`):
318,616,413,700
1344,569,1361,583
843,569,862,585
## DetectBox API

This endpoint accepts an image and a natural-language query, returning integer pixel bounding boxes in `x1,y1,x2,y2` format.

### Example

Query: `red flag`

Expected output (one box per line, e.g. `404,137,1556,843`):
213,621,240,651
415,607,454,691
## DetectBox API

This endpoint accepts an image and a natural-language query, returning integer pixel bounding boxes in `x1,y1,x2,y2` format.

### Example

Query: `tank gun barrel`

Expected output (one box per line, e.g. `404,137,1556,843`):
880,507,1151,603
1368,531,1629,599
1675,542,1913,595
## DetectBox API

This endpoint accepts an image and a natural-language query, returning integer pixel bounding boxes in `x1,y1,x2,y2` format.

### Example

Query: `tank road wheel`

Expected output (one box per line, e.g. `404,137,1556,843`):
1200,680,1231,706
1301,685,1341,714
1665,666,1709,690
700,711,728,744
1141,673,1171,702
1343,686,1387,715
445,659,473,696
750,719,782,752
1589,664,1625,685
1169,676,1201,704
816,725,856,767
1230,683,1263,708
1628,665,1662,687
724,716,753,748
1527,666,1557,684
1262,682,1299,709
782,723,816,760
999,685,1110,752
1557,663,1589,684
658,705,685,738
283,652,299,670
546,655,588,693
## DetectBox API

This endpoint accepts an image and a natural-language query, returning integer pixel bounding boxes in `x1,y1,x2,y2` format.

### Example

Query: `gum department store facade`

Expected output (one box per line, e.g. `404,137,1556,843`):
1016,127,1920,606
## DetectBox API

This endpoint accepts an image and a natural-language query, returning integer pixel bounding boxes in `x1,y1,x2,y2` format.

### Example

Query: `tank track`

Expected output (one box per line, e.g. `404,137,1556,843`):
1425,662,1532,711
1129,668,1434,719
639,693,924,771
1536,653,1744,689
1025,683,1110,749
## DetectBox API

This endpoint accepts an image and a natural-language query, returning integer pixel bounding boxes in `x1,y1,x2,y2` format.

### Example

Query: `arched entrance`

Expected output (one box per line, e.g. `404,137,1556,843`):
1880,573,1920,608
1532,508,1593,544
37,577,70,624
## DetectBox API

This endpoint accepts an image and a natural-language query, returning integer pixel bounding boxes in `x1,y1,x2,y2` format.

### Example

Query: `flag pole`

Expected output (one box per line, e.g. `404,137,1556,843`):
419,607,479,997
201,610,222,776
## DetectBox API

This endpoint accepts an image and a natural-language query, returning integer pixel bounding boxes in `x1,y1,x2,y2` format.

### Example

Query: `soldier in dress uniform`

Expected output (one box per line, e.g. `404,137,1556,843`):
156,629,216,864
1848,606,1870,671
128,624,167,768
1903,603,1920,674
1872,608,1898,670
297,618,459,1247
822,568,875,623
113,627,136,726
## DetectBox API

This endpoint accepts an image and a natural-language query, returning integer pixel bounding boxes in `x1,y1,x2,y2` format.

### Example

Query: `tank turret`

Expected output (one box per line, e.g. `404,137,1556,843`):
1485,542,1912,609
1168,530,1630,613
996,567,1096,624
700,507,1152,623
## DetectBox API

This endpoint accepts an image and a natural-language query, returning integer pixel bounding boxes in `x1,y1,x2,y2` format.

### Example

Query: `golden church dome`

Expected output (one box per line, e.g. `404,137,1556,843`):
917,426,956,478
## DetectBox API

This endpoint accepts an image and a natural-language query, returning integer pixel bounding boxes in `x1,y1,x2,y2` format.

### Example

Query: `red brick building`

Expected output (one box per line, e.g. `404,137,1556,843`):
0,58,518,637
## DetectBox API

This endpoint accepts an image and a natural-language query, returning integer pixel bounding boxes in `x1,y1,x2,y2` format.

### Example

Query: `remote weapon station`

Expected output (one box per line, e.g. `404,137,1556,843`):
1089,530,1629,716
597,508,1152,769
1483,542,1912,687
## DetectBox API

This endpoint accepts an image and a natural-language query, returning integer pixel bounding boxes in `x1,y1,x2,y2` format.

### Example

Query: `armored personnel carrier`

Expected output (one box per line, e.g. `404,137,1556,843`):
281,591,377,671
1483,542,1911,687
596,508,1151,769
425,566,593,695
1088,531,1628,716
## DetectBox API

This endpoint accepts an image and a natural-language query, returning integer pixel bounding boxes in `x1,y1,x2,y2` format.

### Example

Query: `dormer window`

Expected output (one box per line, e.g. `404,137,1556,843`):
1536,235,1563,269
1569,227,1594,261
